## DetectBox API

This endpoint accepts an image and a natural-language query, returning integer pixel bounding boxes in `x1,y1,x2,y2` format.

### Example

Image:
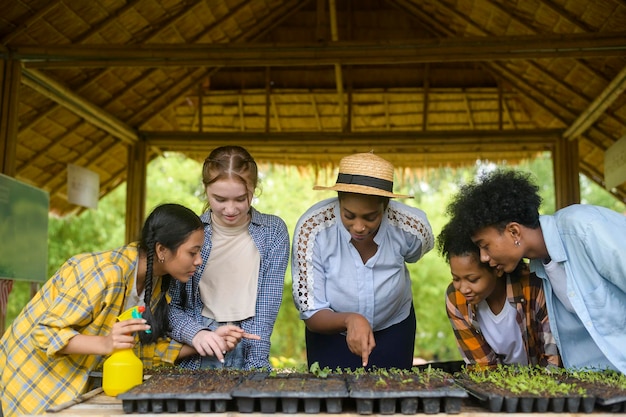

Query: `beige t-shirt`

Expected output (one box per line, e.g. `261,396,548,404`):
199,216,260,322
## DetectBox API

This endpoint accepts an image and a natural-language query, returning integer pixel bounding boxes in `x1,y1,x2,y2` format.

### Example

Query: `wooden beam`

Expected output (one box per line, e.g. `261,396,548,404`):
12,32,626,68
236,151,546,168
20,68,138,144
462,88,474,129
265,67,271,132
400,0,622,150
0,59,20,176
553,136,581,208
329,0,345,132
422,64,429,131
125,140,147,244
0,58,21,336
145,129,562,155
311,94,322,130
563,64,626,141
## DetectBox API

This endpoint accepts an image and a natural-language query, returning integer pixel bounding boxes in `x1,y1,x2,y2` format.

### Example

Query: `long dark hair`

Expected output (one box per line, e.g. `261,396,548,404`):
138,203,203,343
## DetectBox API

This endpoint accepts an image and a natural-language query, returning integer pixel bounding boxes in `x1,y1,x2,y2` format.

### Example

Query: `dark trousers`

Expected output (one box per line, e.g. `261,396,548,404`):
306,306,416,370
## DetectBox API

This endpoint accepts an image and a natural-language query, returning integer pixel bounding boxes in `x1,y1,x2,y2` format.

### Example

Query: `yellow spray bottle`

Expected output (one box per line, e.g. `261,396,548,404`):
102,306,147,396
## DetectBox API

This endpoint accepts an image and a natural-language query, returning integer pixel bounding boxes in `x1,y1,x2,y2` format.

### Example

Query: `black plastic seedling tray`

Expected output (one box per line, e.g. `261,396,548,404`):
118,371,242,413
456,378,596,413
570,381,626,412
230,373,349,414
346,373,468,415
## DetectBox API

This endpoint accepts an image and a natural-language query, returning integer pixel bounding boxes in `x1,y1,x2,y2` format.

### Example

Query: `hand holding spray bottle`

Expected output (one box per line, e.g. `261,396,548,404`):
102,306,148,396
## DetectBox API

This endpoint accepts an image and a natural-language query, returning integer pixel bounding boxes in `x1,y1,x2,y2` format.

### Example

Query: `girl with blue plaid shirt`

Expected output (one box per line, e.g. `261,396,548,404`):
169,146,289,371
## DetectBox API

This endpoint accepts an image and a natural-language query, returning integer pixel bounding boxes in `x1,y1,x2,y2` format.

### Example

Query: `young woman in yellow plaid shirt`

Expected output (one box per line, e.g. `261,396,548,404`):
0,203,248,417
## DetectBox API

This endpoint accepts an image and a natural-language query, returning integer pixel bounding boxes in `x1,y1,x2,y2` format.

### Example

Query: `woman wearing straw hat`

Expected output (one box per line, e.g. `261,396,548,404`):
291,152,434,370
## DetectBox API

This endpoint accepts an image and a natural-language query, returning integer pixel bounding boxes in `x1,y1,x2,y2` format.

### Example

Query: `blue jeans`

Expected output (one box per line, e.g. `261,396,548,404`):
199,316,245,369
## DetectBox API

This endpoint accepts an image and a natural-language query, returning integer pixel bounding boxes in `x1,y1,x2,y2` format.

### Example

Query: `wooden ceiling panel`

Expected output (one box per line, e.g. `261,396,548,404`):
1,0,625,216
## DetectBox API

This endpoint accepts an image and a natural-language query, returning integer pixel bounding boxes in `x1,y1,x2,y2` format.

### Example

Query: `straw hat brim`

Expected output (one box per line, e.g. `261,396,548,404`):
313,184,412,199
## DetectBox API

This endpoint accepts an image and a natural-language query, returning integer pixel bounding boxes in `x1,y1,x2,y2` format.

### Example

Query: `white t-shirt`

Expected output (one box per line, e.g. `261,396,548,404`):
124,266,145,312
543,258,575,312
476,299,528,365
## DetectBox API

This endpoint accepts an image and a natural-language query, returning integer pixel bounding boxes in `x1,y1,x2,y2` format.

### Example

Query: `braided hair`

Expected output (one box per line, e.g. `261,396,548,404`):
201,145,259,212
138,203,203,344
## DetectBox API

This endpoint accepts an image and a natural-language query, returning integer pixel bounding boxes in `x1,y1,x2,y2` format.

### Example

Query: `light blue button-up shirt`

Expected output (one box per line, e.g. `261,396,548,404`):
292,198,434,331
529,204,626,373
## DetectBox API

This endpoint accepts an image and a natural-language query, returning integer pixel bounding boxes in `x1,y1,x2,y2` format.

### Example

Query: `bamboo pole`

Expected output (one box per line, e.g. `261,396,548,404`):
15,32,626,68
21,69,138,144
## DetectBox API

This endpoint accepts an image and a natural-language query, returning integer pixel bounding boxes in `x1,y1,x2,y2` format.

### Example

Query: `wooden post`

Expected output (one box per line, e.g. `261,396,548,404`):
125,139,148,244
553,137,581,209
0,59,21,335
0,60,20,176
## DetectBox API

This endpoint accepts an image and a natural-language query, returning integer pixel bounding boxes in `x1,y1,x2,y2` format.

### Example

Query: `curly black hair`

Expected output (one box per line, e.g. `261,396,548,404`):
445,169,542,235
437,217,479,263
438,211,528,278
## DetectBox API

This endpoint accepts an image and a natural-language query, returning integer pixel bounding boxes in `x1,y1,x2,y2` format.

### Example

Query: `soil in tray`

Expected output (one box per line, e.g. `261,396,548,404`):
559,371,626,412
347,369,456,392
235,373,347,394
130,370,243,394
456,377,596,413
346,368,467,415
118,369,245,414
231,373,349,414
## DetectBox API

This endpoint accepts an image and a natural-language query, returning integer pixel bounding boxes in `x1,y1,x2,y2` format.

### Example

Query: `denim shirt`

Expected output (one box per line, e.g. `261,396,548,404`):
529,204,626,373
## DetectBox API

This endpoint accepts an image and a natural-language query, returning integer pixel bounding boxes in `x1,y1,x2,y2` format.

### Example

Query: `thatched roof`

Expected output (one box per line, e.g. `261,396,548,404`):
1,0,625,216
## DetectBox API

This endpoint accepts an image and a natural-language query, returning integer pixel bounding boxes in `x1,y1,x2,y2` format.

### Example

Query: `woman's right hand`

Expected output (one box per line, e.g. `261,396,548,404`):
344,313,376,367
214,325,260,351
104,319,151,354
191,329,228,361
61,319,150,356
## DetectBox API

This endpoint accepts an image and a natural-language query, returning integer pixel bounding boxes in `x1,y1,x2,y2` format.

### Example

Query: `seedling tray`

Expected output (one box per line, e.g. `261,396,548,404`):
455,378,596,413
561,376,626,412
346,373,468,414
230,373,349,413
118,370,242,413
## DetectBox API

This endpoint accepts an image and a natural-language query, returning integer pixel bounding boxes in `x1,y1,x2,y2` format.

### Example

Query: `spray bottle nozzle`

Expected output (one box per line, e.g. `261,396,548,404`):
118,306,151,333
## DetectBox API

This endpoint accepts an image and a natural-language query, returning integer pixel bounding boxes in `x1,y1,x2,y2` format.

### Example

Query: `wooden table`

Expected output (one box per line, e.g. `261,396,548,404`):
24,392,620,417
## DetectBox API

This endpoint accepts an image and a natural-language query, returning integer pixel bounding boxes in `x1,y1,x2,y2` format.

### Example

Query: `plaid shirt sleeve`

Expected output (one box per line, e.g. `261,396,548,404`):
520,271,561,367
135,338,183,368
445,283,499,368
0,247,136,417
241,212,289,370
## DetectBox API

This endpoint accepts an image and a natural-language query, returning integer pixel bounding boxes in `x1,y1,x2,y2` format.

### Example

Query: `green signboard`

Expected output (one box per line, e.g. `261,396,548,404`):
0,174,49,282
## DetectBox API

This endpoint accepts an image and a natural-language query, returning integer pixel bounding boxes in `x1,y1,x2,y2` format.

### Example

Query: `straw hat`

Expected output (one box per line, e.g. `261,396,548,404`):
314,152,412,198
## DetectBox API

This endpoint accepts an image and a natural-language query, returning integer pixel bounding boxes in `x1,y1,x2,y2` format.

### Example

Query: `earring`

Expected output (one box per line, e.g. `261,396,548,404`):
514,240,520,247
159,257,164,263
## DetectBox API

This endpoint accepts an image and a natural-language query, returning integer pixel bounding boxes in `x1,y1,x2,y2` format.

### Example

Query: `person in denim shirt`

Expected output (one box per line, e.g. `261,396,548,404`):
169,146,289,371
445,169,626,373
